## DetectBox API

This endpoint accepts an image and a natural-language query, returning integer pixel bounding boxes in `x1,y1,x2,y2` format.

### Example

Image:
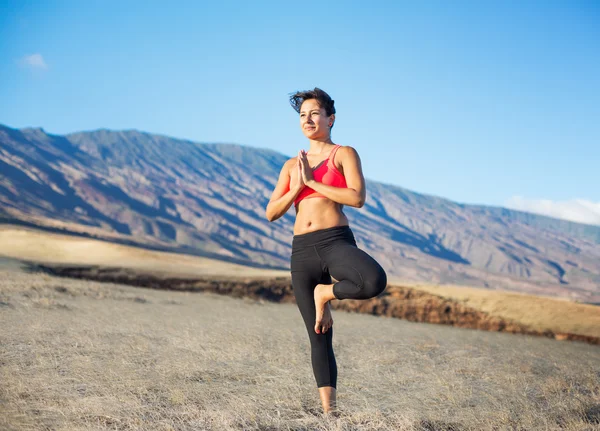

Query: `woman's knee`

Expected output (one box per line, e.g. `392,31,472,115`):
308,330,331,348
362,264,387,299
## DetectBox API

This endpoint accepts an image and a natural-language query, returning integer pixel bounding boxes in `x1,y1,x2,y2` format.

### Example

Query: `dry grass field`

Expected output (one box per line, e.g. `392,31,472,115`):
0,226,289,279
413,284,600,339
1,226,598,343
1,267,599,431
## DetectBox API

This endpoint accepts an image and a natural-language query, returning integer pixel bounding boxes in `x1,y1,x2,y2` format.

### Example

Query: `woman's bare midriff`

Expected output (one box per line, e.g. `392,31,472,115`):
293,197,349,235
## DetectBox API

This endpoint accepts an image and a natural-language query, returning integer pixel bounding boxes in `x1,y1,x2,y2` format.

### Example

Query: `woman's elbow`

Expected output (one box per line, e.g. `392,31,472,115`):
265,206,275,222
346,189,365,208
351,194,366,208
265,206,281,222
346,200,364,209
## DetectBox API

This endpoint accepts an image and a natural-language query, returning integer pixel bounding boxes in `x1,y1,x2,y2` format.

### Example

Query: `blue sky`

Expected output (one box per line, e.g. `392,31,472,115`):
1,1,599,224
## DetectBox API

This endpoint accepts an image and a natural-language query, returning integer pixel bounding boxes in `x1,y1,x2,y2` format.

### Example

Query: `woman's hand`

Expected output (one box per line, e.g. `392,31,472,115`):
291,156,305,193
298,150,314,186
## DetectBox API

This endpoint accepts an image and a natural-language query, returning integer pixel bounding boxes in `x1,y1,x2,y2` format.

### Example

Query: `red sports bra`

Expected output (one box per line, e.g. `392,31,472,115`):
294,144,347,206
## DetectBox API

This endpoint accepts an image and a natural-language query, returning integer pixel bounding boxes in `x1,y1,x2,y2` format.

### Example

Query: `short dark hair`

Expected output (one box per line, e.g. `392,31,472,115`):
289,87,336,117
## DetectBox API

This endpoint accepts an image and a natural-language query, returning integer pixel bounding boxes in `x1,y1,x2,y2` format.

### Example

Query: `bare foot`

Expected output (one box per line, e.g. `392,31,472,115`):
324,408,340,417
320,303,333,334
314,284,333,334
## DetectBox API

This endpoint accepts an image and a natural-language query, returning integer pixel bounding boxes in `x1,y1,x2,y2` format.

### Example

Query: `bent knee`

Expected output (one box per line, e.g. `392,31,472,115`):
362,266,387,298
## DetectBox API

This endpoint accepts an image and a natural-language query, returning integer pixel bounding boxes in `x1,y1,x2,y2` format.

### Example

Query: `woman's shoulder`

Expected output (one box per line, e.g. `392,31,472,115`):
335,145,360,159
282,157,297,167
282,157,297,172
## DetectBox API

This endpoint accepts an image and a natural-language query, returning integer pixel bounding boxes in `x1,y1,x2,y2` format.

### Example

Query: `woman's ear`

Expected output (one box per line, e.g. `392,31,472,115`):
329,114,335,128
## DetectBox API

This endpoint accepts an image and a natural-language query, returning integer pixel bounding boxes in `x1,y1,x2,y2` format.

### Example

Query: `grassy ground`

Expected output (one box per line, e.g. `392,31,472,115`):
1,269,599,430
2,226,599,343
0,226,289,279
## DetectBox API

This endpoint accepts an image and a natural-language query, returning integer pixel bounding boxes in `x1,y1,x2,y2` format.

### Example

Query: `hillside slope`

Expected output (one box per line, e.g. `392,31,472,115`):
1,124,599,301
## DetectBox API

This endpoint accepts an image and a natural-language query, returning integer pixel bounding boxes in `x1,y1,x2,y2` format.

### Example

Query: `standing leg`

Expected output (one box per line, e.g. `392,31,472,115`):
291,270,337,388
291,270,338,411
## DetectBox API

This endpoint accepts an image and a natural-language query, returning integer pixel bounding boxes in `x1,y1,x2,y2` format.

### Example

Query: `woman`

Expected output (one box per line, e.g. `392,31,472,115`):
265,88,387,414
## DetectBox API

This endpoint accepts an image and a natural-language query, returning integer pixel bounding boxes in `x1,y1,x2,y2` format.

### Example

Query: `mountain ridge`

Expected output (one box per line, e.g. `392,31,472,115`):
1,123,599,302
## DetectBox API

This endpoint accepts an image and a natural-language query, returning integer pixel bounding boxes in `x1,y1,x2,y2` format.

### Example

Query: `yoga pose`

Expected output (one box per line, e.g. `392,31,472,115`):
265,88,388,414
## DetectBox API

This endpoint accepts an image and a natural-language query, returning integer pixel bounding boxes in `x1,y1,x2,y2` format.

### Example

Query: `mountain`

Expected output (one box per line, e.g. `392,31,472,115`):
1,124,599,302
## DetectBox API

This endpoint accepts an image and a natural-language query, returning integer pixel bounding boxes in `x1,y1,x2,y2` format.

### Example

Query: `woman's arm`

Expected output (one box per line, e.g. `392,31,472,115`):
299,146,366,208
265,158,304,222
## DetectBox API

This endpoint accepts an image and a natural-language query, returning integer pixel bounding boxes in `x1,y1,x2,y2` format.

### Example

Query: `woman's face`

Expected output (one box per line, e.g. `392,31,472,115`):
299,99,333,140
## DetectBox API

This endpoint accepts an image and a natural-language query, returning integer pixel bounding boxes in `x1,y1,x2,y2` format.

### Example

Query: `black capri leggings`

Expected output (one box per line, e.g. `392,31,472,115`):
290,225,387,389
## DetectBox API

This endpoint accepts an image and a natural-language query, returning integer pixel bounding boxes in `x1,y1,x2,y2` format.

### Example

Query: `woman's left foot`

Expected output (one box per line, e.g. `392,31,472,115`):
314,284,332,334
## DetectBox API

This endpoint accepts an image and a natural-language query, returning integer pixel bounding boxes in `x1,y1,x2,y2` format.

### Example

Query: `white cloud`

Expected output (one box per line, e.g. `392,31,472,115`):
505,196,600,226
18,53,48,70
